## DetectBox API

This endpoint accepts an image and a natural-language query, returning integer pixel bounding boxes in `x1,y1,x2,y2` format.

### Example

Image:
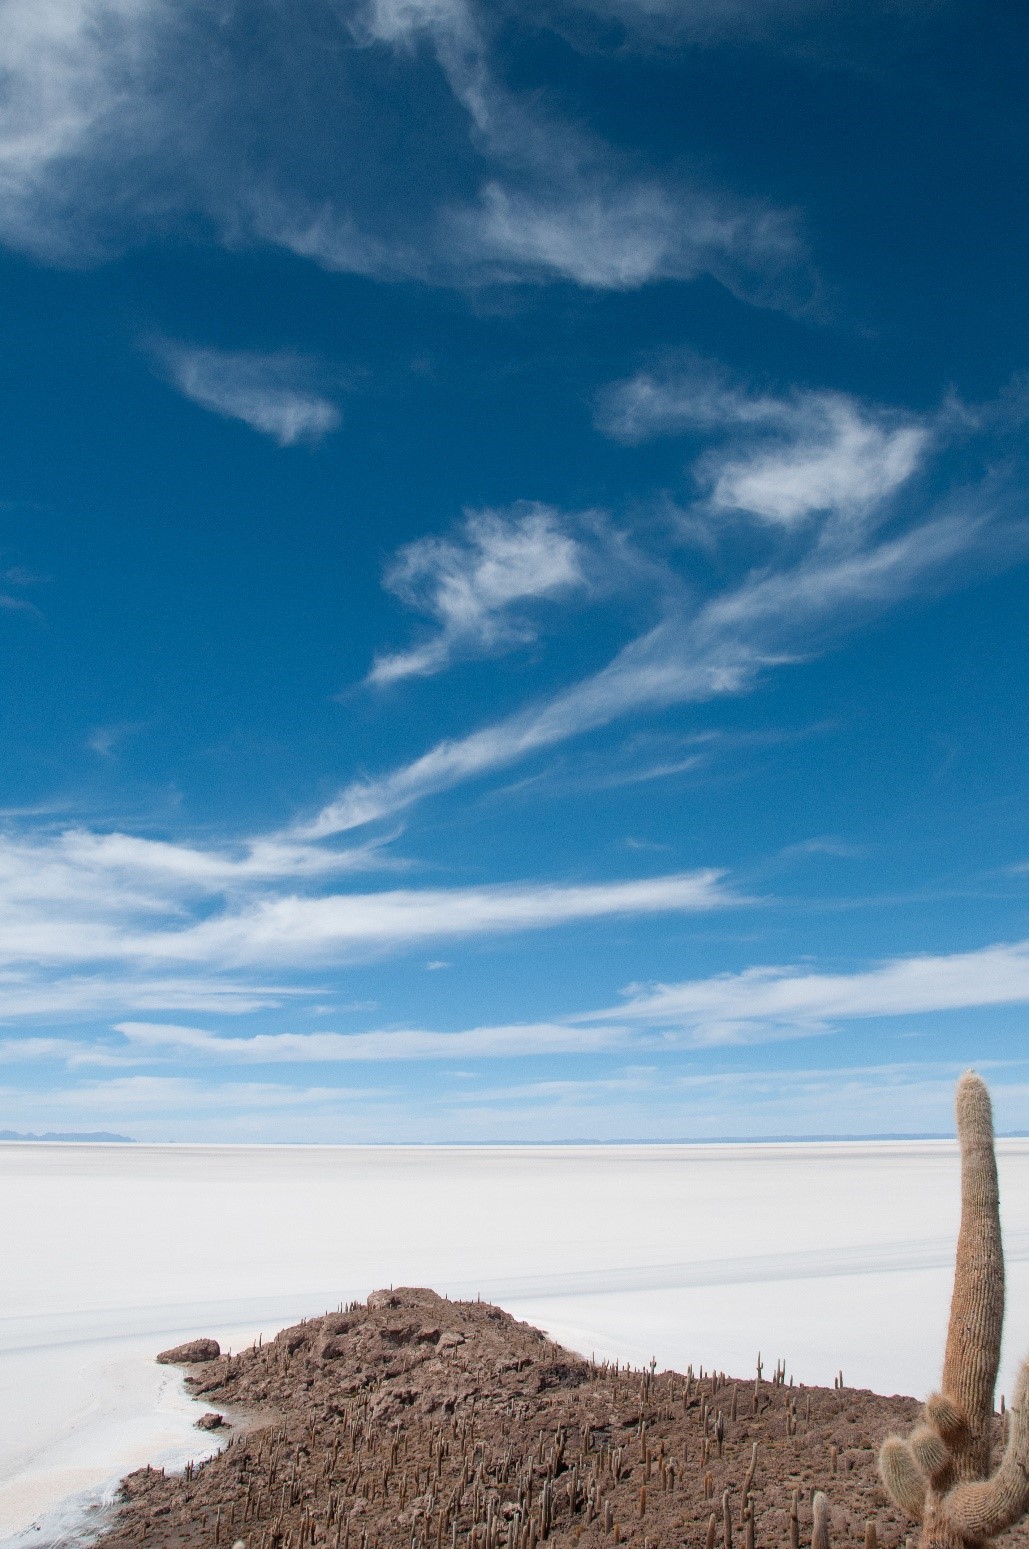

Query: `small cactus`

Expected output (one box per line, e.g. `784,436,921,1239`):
739,1444,757,1525
879,1072,1029,1549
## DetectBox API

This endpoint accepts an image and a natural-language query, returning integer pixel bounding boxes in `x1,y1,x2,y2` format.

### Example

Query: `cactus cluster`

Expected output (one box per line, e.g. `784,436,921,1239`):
878,1072,1029,1549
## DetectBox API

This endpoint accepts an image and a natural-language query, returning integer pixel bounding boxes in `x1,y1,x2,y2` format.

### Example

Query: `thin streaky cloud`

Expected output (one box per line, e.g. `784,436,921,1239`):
297,511,976,837
0,0,809,309
301,369,1023,840
0,870,740,1024
7,1074,391,1115
0,593,43,618
0,826,395,911
0,975,299,1018
449,180,804,298
597,359,810,442
0,808,737,1018
354,0,808,303
585,936,1029,1042
15,930,1029,1073
0,869,737,970
109,1020,627,1061
128,932,1029,1058
153,342,341,446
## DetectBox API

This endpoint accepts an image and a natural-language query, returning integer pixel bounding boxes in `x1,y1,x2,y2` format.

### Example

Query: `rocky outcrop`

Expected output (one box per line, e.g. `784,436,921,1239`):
96,1289,941,1549
155,1338,221,1365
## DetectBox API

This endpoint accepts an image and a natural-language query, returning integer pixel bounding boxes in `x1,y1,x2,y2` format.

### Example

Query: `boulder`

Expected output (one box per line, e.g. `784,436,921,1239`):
196,1412,226,1431
156,1338,221,1365
366,1290,401,1309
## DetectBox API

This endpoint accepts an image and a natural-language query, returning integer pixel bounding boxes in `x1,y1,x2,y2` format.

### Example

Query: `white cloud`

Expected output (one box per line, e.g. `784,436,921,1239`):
0,824,395,1016
110,1019,625,1060
11,1057,1026,1142
154,343,341,445
141,931,1029,1055
0,1036,86,1063
0,974,298,1019
14,930,1029,1077
583,937,1029,1044
704,399,927,526
299,511,974,837
15,1073,384,1114
0,838,738,1016
598,366,928,526
450,180,802,297
294,369,973,839
0,869,734,970
0,0,808,306
368,505,589,685
0,0,163,258
0,827,390,917
597,363,791,441
355,0,805,299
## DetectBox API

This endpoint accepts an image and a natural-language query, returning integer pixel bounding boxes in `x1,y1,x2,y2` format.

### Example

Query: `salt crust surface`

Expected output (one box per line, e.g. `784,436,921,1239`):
4,1140,1029,1547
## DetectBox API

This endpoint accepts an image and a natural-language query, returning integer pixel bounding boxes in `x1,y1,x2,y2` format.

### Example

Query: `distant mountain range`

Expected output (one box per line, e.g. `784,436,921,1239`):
0,1129,135,1142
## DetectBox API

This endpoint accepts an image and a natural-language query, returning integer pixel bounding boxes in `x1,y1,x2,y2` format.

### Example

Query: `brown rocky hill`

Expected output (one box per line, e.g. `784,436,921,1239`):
97,1288,1025,1549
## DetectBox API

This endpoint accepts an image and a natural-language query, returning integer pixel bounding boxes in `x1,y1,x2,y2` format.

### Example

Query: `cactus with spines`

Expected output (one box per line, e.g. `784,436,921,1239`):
879,1071,1029,1549
739,1442,757,1525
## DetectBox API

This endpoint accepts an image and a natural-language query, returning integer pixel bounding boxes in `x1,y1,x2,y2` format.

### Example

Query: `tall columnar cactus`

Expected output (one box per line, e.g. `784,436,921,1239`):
879,1072,1029,1549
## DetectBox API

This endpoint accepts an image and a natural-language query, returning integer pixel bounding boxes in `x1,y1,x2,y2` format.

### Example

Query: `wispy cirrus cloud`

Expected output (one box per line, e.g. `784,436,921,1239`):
0,974,297,1019
589,936,1029,1045
445,179,803,297
10,1058,1028,1142
152,342,341,445
0,868,737,973
0,0,808,306
0,816,739,1017
116,931,1029,1053
597,363,928,526
12,930,1029,1074
109,1019,625,1061
0,0,164,260
0,1072,385,1114
350,0,807,300
296,358,1029,842
300,527,964,835
367,504,590,686
0,826,393,912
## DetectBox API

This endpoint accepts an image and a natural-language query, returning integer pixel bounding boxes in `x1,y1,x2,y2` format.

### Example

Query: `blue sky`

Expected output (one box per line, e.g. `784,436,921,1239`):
2,0,1029,1141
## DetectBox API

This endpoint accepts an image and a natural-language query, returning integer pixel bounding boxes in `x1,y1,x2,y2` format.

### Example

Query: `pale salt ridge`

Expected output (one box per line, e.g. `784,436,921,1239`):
4,1140,1029,1548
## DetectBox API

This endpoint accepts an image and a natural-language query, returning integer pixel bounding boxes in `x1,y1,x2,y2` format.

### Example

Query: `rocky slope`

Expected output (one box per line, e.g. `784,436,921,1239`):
95,1288,1024,1549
